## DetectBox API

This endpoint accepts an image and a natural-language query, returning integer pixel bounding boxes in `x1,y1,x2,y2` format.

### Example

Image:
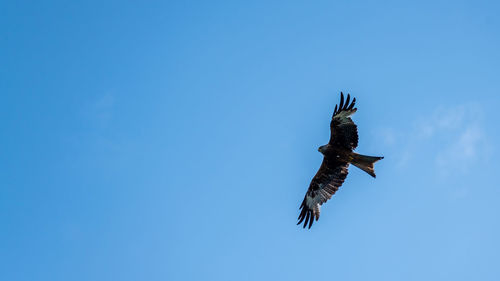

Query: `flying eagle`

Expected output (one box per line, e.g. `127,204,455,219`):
297,92,383,229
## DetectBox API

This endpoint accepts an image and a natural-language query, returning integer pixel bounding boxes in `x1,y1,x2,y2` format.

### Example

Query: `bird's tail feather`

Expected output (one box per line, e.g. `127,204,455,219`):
349,152,383,178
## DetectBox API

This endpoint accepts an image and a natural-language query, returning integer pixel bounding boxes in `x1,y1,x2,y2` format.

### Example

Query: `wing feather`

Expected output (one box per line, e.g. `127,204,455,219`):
297,158,349,229
329,92,358,150
297,92,359,229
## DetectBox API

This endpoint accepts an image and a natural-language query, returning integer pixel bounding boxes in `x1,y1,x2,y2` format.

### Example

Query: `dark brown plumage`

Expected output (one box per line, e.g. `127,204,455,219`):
297,92,383,229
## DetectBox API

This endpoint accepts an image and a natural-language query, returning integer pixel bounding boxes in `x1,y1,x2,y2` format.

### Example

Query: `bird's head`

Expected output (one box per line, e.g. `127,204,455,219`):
318,144,328,155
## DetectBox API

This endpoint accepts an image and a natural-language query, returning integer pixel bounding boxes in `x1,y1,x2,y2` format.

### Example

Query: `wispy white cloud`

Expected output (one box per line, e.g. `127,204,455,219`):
418,103,487,176
435,125,485,176
379,102,490,178
415,104,482,139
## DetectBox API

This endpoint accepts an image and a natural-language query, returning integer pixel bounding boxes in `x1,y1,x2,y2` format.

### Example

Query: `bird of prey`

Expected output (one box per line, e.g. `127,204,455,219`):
297,92,383,229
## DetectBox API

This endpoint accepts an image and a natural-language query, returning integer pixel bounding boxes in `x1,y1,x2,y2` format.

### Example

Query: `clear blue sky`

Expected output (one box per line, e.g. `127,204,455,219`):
2,1,500,280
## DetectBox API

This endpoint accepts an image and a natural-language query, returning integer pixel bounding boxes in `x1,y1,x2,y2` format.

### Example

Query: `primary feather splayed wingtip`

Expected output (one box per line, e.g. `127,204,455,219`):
297,201,318,229
332,92,356,116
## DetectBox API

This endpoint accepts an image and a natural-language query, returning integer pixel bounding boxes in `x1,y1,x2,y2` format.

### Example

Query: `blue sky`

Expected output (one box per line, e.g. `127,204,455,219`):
2,0,500,280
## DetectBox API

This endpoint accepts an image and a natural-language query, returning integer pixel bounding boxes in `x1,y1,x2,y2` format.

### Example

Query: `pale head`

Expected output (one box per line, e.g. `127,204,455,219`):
318,144,329,155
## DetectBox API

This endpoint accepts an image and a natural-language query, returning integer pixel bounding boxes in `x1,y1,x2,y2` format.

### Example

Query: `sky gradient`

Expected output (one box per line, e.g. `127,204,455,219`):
2,1,500,280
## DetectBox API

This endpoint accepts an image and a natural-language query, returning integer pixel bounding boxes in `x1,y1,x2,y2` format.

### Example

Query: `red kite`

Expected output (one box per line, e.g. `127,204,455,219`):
298,92,383,229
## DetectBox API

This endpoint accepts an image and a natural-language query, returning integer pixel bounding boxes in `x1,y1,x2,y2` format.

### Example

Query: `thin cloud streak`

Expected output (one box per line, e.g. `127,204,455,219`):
378,102,489,177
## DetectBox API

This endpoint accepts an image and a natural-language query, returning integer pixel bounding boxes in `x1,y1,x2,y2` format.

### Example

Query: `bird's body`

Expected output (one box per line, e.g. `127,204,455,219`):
297,92,383,229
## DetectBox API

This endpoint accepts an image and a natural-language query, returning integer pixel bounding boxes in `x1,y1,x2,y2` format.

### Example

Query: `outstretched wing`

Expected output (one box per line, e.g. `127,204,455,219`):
330,92,358,150
297,157,349,229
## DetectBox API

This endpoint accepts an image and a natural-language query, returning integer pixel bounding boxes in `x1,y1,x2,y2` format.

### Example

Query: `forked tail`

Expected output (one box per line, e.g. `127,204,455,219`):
350,152,384,178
